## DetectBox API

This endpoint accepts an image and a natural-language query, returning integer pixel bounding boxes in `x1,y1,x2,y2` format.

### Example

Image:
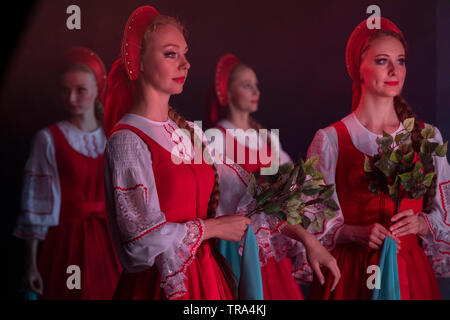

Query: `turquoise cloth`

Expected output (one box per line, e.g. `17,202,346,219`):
372,237,401,300
238,226,264,300
218,239,242,281
218,226,264,300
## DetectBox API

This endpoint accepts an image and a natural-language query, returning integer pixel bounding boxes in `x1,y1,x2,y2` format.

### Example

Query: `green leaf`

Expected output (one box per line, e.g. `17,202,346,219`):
435,141,448,157
403,118,415,132
421,125,435,139
323,198,340,211
412,187,427,200
287,214,302,225
374,156,397,177
300,215,311,230
311,217,324,232
419,152,433,166
412,162,424,181
283,165,300,193
319,184,336,200
305,155,319,168
263,201,282,214
323,207,336,220
296,165,306,185
388,183,397,197
286,196,304,213
364,155,373,172
247,174,257,198
403,150,415,163
398,171,412,182
394,133,405,146
389,150,401,163
302,180,322,196
279,163,294,175
420,140,438,155
256,188,277,206
376,134,393,151
311,170,325,181
423,172,436,187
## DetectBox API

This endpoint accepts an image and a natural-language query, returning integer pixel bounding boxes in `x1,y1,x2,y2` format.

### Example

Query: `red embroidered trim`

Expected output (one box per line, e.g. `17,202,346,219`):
23,170,54,215
326,222,345,250
164,124,186,157
166,290,186,299
424,213,450,246
293,262,311,273
114,184,148,203
276,221,287,232
162,219,204,281
254,226,272,235
439,180,450,226
121,221,166,245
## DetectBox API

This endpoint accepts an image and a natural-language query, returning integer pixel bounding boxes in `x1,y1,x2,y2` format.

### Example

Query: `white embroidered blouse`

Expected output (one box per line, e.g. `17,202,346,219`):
13,121,106,240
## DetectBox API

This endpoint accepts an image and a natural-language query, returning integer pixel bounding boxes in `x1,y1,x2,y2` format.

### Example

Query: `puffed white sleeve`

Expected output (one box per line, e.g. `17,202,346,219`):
289,127,345,283
13,128,61,240
418,126,450,277
104,130,205,299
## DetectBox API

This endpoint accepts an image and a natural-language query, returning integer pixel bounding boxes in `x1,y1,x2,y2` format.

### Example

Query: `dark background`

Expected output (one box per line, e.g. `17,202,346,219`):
1,0,449,299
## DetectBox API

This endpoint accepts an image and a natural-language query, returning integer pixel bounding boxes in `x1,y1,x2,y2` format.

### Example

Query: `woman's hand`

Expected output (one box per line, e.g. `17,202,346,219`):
203,215,251,242
339,223,401,251
304,236,341,291
390,209,429,237
282,224,341,291
24,266,43,295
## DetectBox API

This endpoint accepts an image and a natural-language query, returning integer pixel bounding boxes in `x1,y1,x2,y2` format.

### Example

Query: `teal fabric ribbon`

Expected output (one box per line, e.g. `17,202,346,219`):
372,236,401,300
218,238,242,281
238,226,264,300
218,226,264,300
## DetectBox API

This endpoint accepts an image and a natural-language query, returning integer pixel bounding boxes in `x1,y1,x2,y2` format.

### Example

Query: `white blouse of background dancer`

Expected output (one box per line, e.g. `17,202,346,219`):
308,112,450,277
13,121,105,240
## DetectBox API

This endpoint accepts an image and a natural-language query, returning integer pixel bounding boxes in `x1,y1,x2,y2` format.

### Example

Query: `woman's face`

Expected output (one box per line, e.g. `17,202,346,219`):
140,24,190,95
60,70,98,117
359,35,406,98
228,67,260,113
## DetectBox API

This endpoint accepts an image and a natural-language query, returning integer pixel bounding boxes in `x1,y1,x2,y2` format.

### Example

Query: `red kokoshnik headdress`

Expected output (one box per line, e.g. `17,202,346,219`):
205,53,240,126
62,46,107,105
103,6,160,137
345,17,406,111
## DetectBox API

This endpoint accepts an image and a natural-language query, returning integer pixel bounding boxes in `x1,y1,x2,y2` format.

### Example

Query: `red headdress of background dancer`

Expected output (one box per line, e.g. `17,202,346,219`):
205,53,240,126
62,46,107,105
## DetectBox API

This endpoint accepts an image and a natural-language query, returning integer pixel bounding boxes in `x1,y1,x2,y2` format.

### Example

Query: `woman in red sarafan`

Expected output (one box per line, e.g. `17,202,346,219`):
307,17,450,300
102,6,254,300
203,54,343,299
13,46,122,299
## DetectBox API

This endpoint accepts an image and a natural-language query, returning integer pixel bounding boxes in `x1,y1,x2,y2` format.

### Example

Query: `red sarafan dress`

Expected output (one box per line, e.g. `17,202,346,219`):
14,121,122,299
215,119,303,300
105,115,233,300
308,120,441,300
